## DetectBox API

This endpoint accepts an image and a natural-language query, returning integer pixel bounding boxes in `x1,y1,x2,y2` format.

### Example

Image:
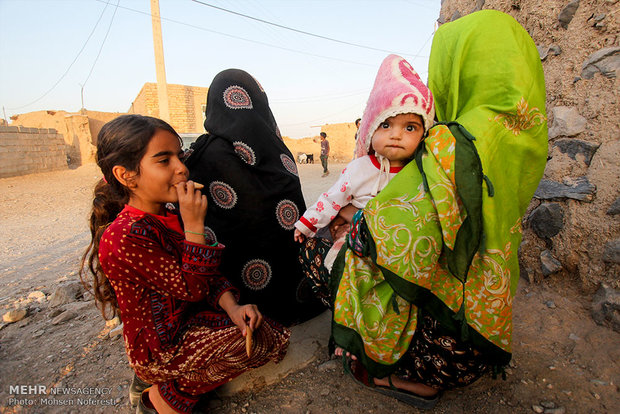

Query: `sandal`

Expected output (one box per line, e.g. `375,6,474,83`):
135,388,157,414
344,358,440,410
129,373,152,406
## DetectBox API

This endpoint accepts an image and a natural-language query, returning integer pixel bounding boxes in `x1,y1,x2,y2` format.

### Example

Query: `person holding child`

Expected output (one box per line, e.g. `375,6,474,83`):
328,10,548,409
294,54,434,307
81,114,290,414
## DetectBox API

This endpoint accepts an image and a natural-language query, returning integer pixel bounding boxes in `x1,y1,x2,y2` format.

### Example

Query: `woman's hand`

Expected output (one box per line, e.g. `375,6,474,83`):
329,204,359,240
294,229,306,243
176,181,208,242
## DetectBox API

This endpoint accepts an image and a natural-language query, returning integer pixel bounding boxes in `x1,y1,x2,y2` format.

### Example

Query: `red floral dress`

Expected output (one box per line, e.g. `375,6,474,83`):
99,205,290,413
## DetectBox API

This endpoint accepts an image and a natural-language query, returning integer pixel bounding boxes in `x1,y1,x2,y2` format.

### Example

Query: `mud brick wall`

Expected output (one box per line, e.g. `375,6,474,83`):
0,126,67,178
130,83,208,134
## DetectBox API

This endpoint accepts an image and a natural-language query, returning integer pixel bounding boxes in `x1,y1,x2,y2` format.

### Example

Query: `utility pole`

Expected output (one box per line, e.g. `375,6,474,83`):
150,0,170,123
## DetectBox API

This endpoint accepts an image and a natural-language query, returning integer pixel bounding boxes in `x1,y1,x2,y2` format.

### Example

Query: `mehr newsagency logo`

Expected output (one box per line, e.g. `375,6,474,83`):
7,384,116,408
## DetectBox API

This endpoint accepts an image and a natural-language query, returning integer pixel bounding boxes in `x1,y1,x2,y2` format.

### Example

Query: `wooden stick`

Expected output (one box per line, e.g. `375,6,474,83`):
246,325,253,358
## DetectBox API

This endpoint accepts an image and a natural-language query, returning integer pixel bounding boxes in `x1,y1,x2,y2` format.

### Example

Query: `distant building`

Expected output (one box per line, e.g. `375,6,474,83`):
129,83,208,134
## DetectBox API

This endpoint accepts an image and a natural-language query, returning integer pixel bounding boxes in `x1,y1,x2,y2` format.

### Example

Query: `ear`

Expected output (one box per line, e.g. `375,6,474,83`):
112,165,137,189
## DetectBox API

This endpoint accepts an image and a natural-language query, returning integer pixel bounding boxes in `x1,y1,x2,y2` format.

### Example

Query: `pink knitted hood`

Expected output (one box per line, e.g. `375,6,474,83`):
355,54,435,158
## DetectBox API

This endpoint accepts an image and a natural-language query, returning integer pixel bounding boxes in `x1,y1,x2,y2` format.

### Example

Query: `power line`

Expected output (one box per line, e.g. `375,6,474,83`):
82,0,120,89
191,0,425,58
7,1,112,110
93,0,376,67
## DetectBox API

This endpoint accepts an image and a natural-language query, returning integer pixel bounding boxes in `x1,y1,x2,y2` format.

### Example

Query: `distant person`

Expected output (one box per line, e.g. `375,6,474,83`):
80,114,290,414
353,117,361,159
184,69,326,327
319,131,330,177
293,55,434,306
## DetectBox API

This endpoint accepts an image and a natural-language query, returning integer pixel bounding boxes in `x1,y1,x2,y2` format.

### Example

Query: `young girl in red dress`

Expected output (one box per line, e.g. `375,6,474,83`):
81,114,290,414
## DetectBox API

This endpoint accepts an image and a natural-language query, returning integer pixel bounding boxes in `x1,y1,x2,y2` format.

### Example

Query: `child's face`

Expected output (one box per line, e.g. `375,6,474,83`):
127,129,189,214
371,113,424,167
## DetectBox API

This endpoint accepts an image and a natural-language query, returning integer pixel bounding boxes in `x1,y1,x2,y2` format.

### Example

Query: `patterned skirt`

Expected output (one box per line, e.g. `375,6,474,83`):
298,237,333,308
299,239,488,390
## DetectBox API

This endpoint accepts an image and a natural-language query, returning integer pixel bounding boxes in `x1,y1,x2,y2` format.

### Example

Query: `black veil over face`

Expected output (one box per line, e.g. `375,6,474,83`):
185,69,325,325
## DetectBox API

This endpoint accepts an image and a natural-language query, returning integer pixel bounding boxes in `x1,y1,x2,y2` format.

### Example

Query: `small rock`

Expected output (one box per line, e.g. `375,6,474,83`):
451,10,461,21
545,408,566,414
319,388,330,396
592,392,601,399
49,308,63,318
51,310,78,325
49,281,84,307
106,316,121,328
28,291,47,303
590,379,608,386
317,359,339,372
532,405,544,413
3,308,27,323
581,47,620,79
544,300,557,309
534,177,596,202
558,0,580,28
607,197,620,215
109,324,123,339
540,250,562,276
602,239,620,264
33,329,45,338
549,106,587,138
568,333,580,341
552,139,600,166
591,283,620,332
529,203,564,239
540,401,555,409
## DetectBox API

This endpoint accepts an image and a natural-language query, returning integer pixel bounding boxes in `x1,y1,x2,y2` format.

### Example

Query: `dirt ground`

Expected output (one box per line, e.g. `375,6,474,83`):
0,162,618,414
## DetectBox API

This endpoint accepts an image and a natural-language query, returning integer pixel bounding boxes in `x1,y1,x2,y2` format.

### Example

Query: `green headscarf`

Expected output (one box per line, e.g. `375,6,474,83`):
331,10,548,378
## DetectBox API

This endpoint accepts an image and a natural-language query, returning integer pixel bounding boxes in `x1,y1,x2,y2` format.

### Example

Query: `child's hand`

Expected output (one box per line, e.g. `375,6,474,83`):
294,229,305,243
228,304,263,336
176,181,208,232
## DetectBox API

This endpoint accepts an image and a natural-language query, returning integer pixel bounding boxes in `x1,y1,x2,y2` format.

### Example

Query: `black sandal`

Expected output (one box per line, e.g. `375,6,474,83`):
344,358,440,410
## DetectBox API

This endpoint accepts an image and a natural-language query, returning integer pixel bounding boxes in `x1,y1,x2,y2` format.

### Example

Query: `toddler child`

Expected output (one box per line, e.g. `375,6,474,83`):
80,115,289,414
294,54,435,275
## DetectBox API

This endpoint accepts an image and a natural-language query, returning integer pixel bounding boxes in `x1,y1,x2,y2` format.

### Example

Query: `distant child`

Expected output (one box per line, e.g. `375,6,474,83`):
80,115,289,414
294,55,434,300
320,132,330,177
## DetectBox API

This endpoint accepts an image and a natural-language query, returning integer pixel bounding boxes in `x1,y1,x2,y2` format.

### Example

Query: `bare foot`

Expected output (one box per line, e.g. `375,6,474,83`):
334,346,357,360
374,375,438,397
149,385,180,414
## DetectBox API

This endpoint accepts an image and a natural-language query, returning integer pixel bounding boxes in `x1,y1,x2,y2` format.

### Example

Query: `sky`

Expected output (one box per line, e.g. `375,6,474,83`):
0,0,440,138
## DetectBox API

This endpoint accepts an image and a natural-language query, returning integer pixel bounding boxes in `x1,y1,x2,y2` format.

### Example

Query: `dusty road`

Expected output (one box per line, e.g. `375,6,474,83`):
0,162,618,413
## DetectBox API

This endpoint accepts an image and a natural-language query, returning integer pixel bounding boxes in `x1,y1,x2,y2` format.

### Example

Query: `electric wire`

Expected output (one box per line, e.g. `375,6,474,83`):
82,0,120,89
7,1,112,110
191,0,425,58
93,0,377,67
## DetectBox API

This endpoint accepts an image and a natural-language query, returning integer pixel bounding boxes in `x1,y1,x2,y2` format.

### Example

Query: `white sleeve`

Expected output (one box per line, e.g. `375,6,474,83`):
295,166,355,237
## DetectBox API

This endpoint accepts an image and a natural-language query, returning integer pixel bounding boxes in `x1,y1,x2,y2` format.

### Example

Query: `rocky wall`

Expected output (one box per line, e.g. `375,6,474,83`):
437,2,619,297
0,126,67,178
10,110,124,165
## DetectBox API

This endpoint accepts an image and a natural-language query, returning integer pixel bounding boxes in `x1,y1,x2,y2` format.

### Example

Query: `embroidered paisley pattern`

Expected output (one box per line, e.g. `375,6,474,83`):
491,96,546,135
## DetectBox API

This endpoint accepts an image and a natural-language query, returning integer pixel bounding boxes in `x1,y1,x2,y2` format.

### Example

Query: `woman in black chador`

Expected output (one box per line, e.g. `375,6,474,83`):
185,69,325,326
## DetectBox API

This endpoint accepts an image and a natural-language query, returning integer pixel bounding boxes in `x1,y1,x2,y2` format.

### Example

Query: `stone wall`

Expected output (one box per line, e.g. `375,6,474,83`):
0,126,67,178
437,0,619,290
10,110,124,166
284,122,357,164
129,83,208,134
